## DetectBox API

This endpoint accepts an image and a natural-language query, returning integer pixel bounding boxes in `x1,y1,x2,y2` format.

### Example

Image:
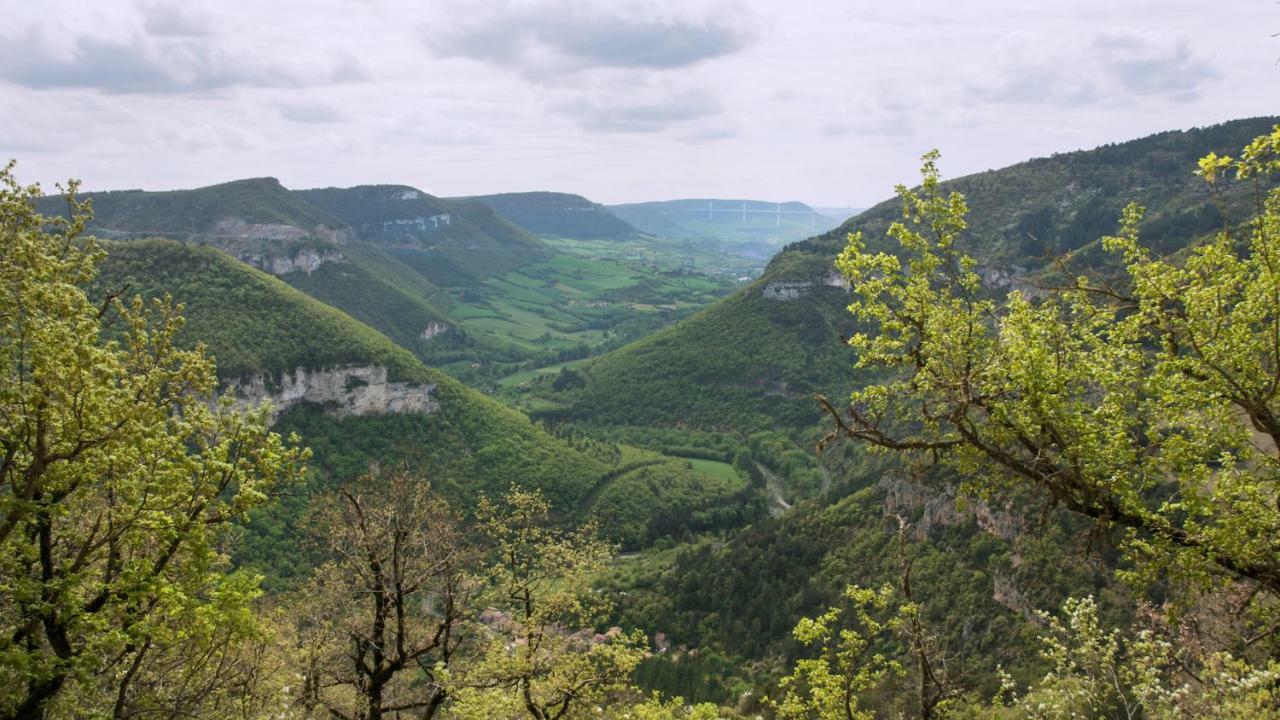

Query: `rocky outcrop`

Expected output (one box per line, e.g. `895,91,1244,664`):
213,218,309,242
208,217,353,276
761,265,1029,302
823,270,851,289
877,474,1023,542
992,572,1035,618
420,321,449,340
879,475,961,540
355,214,455,247
224,365,437,420
239,247,347,276
878,473,1032,616
978,265,1041,297
761,280,813,300
762,271,851,300
212,217,354,245
382,214,452,231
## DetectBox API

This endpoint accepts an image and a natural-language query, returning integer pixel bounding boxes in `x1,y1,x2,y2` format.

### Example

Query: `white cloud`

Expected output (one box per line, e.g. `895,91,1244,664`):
422,0,755,81
0,0,1272,206
968,29,1219,106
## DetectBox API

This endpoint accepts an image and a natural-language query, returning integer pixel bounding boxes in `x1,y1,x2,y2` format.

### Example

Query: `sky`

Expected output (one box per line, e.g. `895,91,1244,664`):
0,0,1276,207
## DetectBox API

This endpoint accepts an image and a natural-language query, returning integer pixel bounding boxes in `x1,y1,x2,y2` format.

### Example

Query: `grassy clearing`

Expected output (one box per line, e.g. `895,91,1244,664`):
684,458,745,485
497,358,587,389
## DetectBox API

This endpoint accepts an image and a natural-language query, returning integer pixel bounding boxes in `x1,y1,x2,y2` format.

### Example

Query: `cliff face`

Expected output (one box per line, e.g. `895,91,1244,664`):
223,364,438,420
238,247,347,276
878,474,1024,543
761,280,813,301
420,321,449,340
877,473,1033,614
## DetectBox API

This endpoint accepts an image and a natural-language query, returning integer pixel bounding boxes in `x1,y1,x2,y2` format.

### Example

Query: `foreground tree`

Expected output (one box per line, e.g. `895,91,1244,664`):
801,128,1280,716
294,471,474,720
0,163,307,718
448,487,645,720
822,129,1280,619
768,584,904,720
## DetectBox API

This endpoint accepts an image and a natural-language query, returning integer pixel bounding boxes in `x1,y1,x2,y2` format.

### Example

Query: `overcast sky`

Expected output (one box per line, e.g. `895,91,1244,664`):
1,0,1276,206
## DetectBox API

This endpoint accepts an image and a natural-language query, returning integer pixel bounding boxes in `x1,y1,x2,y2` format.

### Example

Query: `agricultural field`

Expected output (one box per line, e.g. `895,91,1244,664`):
428,250,740,385
543,235,769,278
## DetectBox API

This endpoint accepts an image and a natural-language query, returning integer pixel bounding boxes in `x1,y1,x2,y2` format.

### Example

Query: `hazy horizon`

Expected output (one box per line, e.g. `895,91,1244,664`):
2,0,1275,207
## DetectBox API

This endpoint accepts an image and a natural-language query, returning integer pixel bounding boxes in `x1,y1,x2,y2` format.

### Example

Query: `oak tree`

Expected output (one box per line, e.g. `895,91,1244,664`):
0,164,306,718
294,471,474,720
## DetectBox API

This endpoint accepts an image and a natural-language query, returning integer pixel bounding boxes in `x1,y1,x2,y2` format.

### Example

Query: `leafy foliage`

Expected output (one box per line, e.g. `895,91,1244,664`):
0,165,307,718
768,585,904,720
448,487,647,720
828,130,1280,603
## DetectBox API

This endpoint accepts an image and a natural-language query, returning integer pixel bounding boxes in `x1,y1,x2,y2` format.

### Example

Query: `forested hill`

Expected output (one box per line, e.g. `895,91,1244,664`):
790,115,1280,266
297,184,544,251
37,178,547,262
95,238,763,580
608,198,841,246
93,238,598,503
36,177,350,244
40,179,558,367
538,117,1280,436
96,238,432,383
463,191,642,240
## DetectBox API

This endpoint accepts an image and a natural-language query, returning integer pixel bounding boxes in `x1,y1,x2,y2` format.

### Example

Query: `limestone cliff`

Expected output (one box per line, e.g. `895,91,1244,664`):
877,473,1032,613
763,265,1020,301
237,246,347,276
420,321,449,340
224,365,438,420
878,474,1023,543
761,280,813,301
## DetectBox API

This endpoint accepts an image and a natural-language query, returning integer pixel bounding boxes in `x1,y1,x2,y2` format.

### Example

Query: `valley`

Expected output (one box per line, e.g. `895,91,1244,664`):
8,112,1280,718
417,244,739,384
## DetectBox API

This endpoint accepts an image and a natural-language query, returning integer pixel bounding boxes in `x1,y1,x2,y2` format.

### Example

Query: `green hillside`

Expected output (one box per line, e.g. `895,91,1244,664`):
94,239,599,502
554,121,1280,705
35,179,468,354
93,238,761,583
41,177,741,386
296,184,541,250
298,184,549,283
605,476,1119,704
465,191,642,240
539,117,1280,443
278,242,456,354
37,179,515,369
97,239,428,383
608,198,842,248
37,177,349,244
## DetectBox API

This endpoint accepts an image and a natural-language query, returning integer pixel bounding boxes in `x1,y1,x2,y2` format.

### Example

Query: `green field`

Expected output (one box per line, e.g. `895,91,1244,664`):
684,457,743,483
425,250,739,384
497,358,586,390
543,236,768,278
